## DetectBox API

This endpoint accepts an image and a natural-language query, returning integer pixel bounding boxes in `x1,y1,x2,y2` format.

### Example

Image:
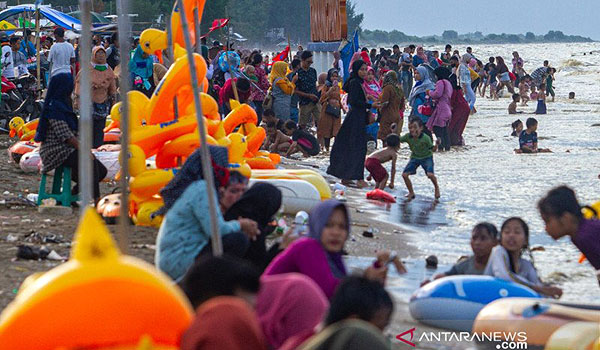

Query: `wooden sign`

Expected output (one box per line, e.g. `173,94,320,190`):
309,0,348,42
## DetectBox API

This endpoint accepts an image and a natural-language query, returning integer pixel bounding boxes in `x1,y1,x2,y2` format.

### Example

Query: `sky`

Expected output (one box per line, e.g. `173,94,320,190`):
353,0,599,40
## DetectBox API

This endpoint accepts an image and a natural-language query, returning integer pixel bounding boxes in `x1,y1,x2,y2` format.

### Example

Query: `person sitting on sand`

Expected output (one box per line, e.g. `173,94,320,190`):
518,117,552,153
508,94,523,115
264,121,291,154
399,118,441,201
283,120,320,157
263,200,388,299
365,134,400,190
484,217,563,298
421,223,498,286
538,186,600,274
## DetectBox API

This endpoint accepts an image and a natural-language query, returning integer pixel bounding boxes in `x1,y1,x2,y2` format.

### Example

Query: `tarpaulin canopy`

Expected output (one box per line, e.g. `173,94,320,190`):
0,4,82,31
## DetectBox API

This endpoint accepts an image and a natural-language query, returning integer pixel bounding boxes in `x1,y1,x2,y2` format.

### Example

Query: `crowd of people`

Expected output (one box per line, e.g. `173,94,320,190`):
5,24,597,348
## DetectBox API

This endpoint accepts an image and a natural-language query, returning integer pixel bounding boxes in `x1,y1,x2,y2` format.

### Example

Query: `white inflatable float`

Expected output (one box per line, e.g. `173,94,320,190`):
20,150,121,181
409,275,540,332
249,178,321,214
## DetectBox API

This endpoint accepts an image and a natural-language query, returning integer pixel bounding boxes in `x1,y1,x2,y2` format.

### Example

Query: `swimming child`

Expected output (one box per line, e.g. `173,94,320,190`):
511,119,523,137
421,222,498,285
365,134,400,190
399,118,440,201
535,83,547,114
538,186,600,273
518,78,530,106
508,94,523,115
283,120,320,157
518,118,552,153
484,217,563,298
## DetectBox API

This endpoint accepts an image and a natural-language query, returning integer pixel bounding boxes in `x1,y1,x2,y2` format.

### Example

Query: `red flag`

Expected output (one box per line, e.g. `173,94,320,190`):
210,18,229,32
269,46,290,65
201,18,230,38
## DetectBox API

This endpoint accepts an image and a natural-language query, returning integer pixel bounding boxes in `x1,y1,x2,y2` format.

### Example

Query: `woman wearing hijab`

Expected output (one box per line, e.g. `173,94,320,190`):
257,273,329,350
74,46,116,148
35,73,107,203
317,69,342,152
155,146,260,282
458,54,477,113
327,60,381,187
495,56,515,94
263,200,386,298
412,46,428,67
348,52,362,73
129,44,154,97
377,71,404,141
224,183,283,270
408,65,435,128
447,74,471,146
426,67,453,151
269,61,296,120
180,296,268,350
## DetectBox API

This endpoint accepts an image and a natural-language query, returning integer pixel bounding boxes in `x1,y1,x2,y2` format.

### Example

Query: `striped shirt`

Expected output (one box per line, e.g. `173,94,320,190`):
39,119,76,172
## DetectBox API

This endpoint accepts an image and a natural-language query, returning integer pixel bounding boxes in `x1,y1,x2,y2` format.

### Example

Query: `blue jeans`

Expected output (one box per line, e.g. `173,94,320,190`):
403,156,434,175
400,71,413,98
463,83,476,110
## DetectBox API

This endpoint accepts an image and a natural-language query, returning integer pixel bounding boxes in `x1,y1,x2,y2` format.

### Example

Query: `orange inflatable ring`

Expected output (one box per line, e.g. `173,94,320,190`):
246,156,276,170
155,133,200,169
223,103,258,134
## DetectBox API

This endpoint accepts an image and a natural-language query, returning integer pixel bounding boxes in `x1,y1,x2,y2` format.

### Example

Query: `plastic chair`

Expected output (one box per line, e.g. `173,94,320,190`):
37,166,79,207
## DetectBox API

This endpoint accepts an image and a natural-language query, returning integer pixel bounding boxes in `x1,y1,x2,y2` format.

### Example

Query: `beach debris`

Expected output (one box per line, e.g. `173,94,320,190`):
362,226,379,238
46,250,66,261
23,232,64,244
26,193,38,202
16,245,50,260
366,189,396,203
530,246,545,252
425,255,438,269
6,234,18,242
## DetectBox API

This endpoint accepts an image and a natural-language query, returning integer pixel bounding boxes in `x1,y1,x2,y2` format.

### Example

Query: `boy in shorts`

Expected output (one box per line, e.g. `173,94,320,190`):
283,120,320,157
365,134,401,190
400,118,440,201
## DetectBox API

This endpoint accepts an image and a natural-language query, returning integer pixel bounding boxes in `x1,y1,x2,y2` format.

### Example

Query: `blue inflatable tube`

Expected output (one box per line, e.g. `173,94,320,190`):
409,275,541,332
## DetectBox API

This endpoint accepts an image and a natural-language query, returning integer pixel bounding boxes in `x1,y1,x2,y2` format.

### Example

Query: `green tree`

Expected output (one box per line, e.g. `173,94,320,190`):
525,32,535,41
442,30,458,40
346,0,363,35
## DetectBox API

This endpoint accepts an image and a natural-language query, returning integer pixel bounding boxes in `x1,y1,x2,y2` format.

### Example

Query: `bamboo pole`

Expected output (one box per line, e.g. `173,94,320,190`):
177,0,222,256
34,7,41,94
78,0,93,211
116,0,131,253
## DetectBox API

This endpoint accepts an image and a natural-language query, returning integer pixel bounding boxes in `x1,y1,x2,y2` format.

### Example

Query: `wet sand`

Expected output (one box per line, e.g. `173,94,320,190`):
0,133,468,349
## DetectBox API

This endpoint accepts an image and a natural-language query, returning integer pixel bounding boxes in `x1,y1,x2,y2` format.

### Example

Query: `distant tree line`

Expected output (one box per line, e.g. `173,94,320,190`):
360,29,593,46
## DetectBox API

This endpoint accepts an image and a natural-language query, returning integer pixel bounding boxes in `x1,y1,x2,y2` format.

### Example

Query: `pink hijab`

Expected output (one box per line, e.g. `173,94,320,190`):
416,46,428,62
362,67,381,99
256,273,329,349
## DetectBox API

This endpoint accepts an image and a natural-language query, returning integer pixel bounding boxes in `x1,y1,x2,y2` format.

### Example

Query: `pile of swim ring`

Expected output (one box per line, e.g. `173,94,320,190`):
0,208,193,350
409,275,540,332
7,116,121,170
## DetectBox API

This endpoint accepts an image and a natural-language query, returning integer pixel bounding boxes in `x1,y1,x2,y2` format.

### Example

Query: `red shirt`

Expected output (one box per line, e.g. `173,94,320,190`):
219,78,250,106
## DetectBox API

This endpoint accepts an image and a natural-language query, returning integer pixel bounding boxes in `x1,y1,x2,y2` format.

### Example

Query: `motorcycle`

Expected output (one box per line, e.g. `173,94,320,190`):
0,73,43,131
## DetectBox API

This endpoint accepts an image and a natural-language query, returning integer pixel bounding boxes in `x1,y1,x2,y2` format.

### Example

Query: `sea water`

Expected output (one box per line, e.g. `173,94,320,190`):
313,42,600,303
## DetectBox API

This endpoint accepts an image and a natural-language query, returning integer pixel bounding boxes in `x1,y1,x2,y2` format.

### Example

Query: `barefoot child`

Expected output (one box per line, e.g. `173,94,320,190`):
400,118,440,200
508,94,523,114
538,186,600,274
518,78,530,106
365,134,400,190
519,117,551,153
535,83,547,115
511,119,523,136
264,121,291,154
283,120,320,157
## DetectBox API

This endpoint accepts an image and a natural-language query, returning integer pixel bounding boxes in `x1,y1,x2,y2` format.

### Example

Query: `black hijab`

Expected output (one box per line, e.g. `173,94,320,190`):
342,59,366,92
224,182,282,229
326,68,339,87
34,73,77,142
434,66,451,81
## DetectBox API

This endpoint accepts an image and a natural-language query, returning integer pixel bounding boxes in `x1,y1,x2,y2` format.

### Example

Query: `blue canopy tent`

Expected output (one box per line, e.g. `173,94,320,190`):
0,5,83,31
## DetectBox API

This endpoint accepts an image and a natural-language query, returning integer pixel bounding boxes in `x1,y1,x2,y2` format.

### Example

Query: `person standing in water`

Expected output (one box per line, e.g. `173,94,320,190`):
328,60,382,188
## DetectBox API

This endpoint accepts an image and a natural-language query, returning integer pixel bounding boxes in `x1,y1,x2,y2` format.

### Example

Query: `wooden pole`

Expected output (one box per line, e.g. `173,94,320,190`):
78,0,93,210
35,7,41,94
116,0,131,253
166,14,179,120
177,0,222,256
193,8,200,54
224,16,238,102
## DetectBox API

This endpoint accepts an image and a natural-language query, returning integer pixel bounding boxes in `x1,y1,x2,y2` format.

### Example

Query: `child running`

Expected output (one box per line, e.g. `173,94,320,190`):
518,118,552,153
400,118,440,201
508,94,523,114
538,186,600,273
484,217,563,298
365,134,400,190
